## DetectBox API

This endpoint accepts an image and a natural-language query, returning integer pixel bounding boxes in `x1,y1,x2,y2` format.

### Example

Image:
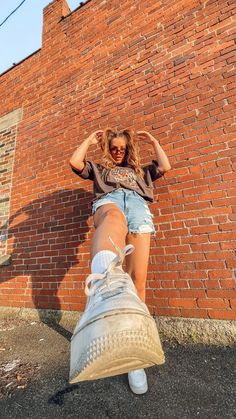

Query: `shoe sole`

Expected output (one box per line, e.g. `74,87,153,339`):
128,378,148,395
69,310,165,383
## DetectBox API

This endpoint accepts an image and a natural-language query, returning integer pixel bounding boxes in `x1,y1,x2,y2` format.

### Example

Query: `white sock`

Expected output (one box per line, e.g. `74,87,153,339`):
91,250,117,274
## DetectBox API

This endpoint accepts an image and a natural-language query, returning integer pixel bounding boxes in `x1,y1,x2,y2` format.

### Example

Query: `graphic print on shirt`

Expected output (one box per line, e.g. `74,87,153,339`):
110,167,137,188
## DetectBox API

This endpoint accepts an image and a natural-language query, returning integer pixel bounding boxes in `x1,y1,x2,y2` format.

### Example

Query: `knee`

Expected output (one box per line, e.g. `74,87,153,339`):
103,209,127,230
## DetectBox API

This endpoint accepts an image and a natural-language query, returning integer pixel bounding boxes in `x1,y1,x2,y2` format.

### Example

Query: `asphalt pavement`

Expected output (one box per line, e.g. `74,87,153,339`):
0,317,235,419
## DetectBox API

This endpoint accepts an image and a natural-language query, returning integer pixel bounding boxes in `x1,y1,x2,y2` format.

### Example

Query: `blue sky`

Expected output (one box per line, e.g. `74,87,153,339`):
0,0,81,74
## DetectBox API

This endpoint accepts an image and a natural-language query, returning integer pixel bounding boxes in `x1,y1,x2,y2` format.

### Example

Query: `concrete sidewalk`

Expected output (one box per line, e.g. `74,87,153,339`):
0,317,235,419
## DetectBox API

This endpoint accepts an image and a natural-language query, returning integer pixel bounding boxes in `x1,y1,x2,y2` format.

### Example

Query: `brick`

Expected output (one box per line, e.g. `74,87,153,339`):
169,298,197,308
152,307,181,317
207,290,236,298
180,308,208,318
174,280,188,288
154,290,180,298
197,299,230,309
220,279,236,288
208,309,236,320
180,290,206,298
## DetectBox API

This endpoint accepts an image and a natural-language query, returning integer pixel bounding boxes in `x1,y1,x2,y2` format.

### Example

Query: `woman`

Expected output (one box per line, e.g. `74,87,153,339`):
69,128,171,394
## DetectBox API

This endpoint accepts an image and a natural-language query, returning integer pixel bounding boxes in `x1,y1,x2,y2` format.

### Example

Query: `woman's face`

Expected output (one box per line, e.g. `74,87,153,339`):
109,136,127,165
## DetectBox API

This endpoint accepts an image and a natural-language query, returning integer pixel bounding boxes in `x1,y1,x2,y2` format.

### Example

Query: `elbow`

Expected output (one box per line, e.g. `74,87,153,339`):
69,160,75,169
69,159,85,172
69,158,78,168
159,165,171,174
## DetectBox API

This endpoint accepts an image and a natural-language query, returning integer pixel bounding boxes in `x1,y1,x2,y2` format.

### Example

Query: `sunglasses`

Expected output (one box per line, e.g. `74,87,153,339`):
109,146,127,154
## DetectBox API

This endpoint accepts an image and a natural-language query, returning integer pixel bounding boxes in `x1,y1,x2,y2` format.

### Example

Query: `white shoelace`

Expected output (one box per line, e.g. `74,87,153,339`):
85,236,134,298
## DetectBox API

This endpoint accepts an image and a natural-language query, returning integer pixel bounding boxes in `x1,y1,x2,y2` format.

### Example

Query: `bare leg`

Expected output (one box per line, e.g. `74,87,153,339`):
125,233,151,302
91,205,151,302
91,204,128,259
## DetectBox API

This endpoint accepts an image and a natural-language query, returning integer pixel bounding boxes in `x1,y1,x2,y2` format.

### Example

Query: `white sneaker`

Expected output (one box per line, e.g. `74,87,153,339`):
128,369,148,394
69,236,165,384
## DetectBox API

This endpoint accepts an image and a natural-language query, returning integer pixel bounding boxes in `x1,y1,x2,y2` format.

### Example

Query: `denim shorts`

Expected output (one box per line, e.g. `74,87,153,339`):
91,188,155,235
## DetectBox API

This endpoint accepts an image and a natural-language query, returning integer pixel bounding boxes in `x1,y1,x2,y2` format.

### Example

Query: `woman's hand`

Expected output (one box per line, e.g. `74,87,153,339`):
88,130,103,145
137,130,156,144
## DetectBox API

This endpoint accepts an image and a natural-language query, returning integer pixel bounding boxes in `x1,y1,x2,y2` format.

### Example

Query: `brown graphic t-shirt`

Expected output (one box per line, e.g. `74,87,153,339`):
71,160,164,204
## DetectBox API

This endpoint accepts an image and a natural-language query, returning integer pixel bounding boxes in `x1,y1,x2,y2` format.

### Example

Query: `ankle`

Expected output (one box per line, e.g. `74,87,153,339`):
91,250,117,274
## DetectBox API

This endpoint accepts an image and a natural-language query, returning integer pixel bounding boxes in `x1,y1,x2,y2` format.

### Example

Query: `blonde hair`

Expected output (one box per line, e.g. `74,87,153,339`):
100,128,144,179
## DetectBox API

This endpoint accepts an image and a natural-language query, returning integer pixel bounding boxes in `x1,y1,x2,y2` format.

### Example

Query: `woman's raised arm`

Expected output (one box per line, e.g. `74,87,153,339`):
69,130,103,171
137,130,171,174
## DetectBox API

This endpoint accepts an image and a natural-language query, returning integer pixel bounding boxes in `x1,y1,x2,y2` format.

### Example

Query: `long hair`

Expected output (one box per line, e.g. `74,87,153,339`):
100,128,144,179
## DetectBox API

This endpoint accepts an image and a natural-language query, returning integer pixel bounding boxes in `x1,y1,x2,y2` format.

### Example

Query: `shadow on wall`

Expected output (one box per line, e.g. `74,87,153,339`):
0,188,94,341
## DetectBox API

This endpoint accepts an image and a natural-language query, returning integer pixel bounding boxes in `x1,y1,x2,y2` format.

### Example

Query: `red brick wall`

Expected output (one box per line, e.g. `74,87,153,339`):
0,0,235,320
